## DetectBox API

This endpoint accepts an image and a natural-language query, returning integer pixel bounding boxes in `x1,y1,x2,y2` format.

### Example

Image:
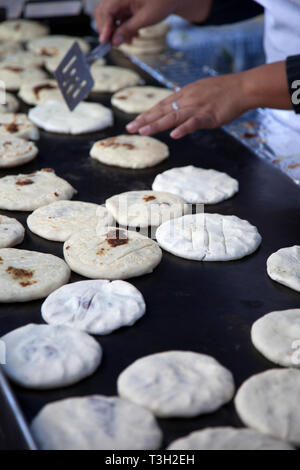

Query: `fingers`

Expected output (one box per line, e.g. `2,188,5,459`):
100,16,114,43
112,9,149,45
131,108,193,136
171,112,216,139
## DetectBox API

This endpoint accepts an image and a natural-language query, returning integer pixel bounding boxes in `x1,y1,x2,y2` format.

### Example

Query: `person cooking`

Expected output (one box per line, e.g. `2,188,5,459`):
94,0,300,139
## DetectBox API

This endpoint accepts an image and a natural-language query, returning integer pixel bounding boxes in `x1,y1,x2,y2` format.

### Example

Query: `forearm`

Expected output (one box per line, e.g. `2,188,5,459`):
241,61,292,111
174,0,213,23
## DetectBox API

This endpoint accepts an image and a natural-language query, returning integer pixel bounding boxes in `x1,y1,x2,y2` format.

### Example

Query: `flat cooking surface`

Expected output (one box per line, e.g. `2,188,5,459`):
0,80,300,449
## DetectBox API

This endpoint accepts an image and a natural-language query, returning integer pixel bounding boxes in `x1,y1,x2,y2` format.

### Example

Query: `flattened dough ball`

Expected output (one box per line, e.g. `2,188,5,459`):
1,324,101,389
152,165,239,204
112,86,173,114
167,427,294,450
117,351,235,418
29,100,113,135
91,65,142,93
106,190,186,227
251,309,300,367
0,215,24,248
267,246,300,292
0,65,47,92
0,93,19,113
19,79,63,105
41,279,146,335
0,137,38,168
0,20,49,42
156,213,262,261
0,169,76,211
0,248,70,302
90,134,169,169
235,369,300,446
64,227,162,280
27,201,113,242
0,113,39,140
31,395,163,450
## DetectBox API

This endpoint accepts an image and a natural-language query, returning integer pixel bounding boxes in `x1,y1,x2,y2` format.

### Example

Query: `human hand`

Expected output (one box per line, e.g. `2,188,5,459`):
126,73,248,139
94,0,177,46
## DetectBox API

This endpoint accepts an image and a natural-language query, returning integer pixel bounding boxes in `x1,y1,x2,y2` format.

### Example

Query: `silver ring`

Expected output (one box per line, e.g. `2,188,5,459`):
172,101,179,111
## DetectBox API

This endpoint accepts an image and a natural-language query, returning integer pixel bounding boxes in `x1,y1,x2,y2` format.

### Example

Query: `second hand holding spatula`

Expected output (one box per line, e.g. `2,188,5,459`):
55,40,111,111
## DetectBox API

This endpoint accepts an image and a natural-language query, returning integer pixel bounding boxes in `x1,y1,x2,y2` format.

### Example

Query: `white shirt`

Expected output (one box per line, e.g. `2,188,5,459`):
256,0,300,129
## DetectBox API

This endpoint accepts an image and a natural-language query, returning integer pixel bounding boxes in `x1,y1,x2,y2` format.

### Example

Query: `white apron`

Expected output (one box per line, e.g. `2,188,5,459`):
256,0,300,130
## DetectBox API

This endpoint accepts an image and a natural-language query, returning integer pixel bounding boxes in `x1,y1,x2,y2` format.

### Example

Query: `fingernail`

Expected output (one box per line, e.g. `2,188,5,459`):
114,34,124,46
126,122,138,132
139,125,151,136
170,129,181,139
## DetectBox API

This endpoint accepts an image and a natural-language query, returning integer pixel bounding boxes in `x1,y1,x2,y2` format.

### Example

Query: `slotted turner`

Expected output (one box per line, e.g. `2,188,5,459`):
54,41,112,111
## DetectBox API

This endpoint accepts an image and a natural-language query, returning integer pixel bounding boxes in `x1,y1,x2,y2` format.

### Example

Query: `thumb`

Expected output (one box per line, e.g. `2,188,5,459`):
112,10,149,46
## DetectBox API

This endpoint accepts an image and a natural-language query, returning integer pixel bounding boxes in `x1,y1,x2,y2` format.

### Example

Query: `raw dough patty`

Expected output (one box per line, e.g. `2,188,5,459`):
41,279,146,335
63,227,162,280
0,215,24,248
91,65,142,93
106,190,186,227
27,34,89,58
152,165,239,204
0,93,19,113
251,309,300,367
31,395,163,450
0,113,39,140
117,351,235,418
156,213,262,261
0,137,38,168
90,134,169,169
0,20,49,42
0,65,47,92
235,369,300,446
29,100,113,135
19,79,63,105
0,248,70,302
111,86,173,114
1,50,45,68
167,427,294,450
0,169,76,211
267,245,300,292
27,201,113,242
1,323,101,389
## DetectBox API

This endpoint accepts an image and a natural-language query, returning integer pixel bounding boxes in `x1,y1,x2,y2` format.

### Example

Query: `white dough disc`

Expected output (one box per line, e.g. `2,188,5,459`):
106,190,186,227
0,113,39,140
0,215,24,248
167,427,294,450
41,279,146,335
0,66,47,92
119,41,166,56
29,100,113,135
2,50,45,68
0,137,38,168
1,323,101,389
90,134,169,169
0,40,22,58
0,169,76,211
251,309,300,367
112,86,173,114
0,20,49,42
138,22,170,38
31,395,163,450
27,34,90,57
0,93,19,113
235,369,300,446
267,246,300,292
63,227,162,280
91,65,142,92
152,165,239,204
0,248,70,302
117,351,235,418
156,213,262,261
18,79,63,105
27,201,113,242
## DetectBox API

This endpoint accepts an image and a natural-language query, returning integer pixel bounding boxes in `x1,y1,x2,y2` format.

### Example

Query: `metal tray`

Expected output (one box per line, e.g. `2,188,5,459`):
1,52,300,450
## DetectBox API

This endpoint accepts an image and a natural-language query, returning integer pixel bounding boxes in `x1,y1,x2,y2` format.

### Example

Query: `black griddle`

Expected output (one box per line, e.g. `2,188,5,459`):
1,51,300,450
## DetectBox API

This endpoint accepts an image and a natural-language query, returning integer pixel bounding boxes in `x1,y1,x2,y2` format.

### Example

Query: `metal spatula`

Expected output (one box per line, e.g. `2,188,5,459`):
54,41,112,111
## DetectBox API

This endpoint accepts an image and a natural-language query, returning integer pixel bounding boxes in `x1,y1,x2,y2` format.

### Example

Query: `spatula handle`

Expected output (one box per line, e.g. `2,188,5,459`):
86,41,111,64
